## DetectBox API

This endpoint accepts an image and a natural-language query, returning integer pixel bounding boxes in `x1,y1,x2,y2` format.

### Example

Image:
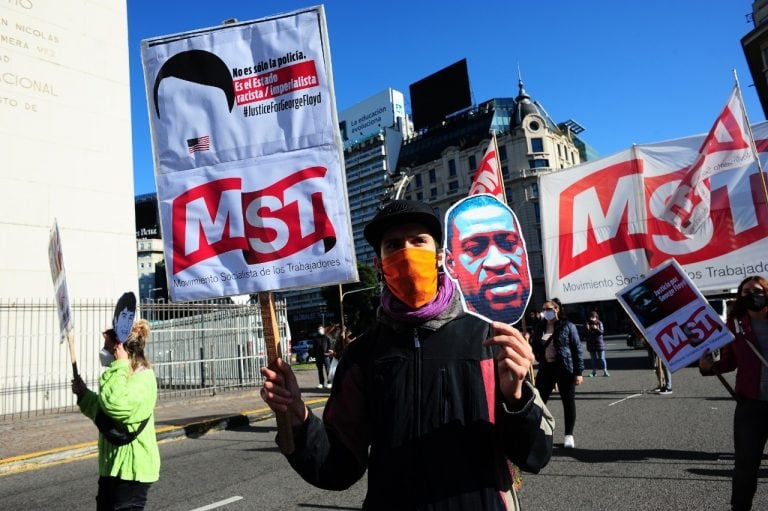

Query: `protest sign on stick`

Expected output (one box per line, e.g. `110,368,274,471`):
616,259,733,372
141,6,357,303
49,219,77,377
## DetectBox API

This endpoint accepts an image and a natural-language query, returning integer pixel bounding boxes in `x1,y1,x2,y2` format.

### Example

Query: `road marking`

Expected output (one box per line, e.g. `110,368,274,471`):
189,496,243,511
608,393,642,406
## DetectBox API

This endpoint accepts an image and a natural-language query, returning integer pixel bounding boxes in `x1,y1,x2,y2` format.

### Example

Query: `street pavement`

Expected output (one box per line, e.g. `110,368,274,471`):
0,364,328,476
2,336,767,510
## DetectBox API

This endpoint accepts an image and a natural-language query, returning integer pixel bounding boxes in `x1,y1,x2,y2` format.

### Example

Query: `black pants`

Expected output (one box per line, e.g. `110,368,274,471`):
97,476,151,511
535,362,577,435
732,398,768,511
316,356,332,385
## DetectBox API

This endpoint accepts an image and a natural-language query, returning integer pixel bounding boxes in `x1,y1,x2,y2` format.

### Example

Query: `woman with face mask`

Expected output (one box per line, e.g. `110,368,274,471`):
260,200,554,510
531,299,584,449
71,319,160,510
584,312,609,377
700,275,768,511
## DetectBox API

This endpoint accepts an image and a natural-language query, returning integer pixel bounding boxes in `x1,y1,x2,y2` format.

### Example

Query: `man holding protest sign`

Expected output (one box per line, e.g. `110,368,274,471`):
261,200,553,510
699,275,768,511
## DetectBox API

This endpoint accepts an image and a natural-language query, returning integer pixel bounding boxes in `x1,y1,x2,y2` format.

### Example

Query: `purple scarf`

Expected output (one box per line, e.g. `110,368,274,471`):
381,272,455,324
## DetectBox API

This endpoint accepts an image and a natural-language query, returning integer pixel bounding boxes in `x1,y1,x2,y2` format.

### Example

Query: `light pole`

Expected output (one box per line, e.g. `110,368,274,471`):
339,285,379,338
147,287,162,322
148,287,162,301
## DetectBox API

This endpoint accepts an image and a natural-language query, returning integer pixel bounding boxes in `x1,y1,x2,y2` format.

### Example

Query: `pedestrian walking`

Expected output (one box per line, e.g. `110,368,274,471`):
532,299,584,449
311,324,333,389
261,199,554,510
71,318,160,510
584,312,609,377
699,275,768,511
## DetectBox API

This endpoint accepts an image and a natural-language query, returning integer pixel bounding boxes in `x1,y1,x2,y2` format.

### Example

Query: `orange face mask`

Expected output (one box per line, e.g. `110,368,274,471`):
381,247,438,309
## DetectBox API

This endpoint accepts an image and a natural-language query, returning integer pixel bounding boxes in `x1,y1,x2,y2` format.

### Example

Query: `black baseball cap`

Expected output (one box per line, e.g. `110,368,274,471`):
364,200,442,253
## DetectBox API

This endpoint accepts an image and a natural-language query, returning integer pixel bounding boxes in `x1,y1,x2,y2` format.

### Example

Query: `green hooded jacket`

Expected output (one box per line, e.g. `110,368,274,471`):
78,359,160,482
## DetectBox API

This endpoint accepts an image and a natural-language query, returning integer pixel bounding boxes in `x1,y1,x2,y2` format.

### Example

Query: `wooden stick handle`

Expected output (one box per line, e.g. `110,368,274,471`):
712,366,737,400
66,329,79,378
259,292,294,455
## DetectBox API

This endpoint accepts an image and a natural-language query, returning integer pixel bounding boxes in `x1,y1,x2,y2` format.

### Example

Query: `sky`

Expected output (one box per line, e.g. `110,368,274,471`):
127,0,762,196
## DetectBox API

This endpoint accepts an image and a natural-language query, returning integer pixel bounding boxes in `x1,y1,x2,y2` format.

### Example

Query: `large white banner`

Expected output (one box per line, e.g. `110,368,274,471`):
142,7,357,301
541,122,768,303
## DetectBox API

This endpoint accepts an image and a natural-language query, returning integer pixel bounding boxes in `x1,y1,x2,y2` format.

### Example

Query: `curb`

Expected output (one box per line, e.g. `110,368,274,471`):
0,397,328,477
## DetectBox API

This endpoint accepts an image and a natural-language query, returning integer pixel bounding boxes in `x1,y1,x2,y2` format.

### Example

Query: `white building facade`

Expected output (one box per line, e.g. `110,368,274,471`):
1,1,136,417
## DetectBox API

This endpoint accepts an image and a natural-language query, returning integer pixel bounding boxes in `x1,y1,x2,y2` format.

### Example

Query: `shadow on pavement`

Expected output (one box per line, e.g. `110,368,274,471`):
556,448,729,463
688,467,768,478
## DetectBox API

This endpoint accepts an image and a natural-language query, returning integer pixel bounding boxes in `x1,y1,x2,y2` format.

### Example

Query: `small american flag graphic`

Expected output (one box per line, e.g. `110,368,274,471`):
187,135,210,154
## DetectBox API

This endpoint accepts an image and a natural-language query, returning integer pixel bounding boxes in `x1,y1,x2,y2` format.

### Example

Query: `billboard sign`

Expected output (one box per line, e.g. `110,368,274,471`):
338,88,406,148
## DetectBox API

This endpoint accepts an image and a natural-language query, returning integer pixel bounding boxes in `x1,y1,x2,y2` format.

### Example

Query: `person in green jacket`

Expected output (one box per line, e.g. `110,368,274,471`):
72,319,160,510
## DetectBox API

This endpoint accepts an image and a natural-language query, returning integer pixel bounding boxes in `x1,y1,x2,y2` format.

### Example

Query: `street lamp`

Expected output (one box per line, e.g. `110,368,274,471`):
148,287,162,301
339,285,379,338
147,287,163,322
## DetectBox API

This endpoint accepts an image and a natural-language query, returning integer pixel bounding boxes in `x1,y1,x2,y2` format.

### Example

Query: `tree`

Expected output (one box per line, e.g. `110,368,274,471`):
320,263,379,336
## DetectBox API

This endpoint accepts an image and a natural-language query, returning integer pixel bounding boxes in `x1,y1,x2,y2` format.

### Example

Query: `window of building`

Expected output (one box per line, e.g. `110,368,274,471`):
502,165,509,177
533,202,541,223
430,187,437,198
762,43,768,70
531,137,544,153
448,159,456,177
529,159,549,169
468,155,476,172
530,182,539,199
417,191,423,200
449,181,459,192
429,168,436,183
498,145,507,161
505,188,513,204
415,174,423,187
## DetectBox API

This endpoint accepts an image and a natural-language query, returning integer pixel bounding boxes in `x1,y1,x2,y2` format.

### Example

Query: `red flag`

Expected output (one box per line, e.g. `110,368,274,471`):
469,138,504,200
661,85,755,235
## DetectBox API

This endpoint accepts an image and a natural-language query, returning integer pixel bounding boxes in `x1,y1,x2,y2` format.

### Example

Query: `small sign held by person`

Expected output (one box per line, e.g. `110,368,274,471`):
617,259,733,372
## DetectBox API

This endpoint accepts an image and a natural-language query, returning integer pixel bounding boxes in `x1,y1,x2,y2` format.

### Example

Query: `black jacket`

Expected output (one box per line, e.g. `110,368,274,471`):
285,309,554,510
531,320,584,375
311,332,332,360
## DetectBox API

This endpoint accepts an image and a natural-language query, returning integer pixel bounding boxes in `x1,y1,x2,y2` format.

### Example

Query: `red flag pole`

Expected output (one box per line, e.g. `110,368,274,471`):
734,69,768,210
492,130,508,206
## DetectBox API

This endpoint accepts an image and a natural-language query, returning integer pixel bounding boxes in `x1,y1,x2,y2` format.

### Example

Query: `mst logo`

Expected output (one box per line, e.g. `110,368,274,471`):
558,159,646,278
171,167,336,274
557,147,768,278
654,305,722,360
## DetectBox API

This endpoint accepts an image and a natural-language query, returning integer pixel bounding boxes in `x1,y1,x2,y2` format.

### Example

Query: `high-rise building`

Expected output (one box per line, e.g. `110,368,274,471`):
278,89,410,334
743,0,768,119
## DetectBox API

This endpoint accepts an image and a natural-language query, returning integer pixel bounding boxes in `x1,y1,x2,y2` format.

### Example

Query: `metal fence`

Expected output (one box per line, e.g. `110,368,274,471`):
0,297,289,421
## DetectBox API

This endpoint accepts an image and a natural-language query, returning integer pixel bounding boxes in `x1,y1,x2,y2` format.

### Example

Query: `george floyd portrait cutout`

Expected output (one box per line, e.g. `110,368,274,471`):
445,194,531,325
